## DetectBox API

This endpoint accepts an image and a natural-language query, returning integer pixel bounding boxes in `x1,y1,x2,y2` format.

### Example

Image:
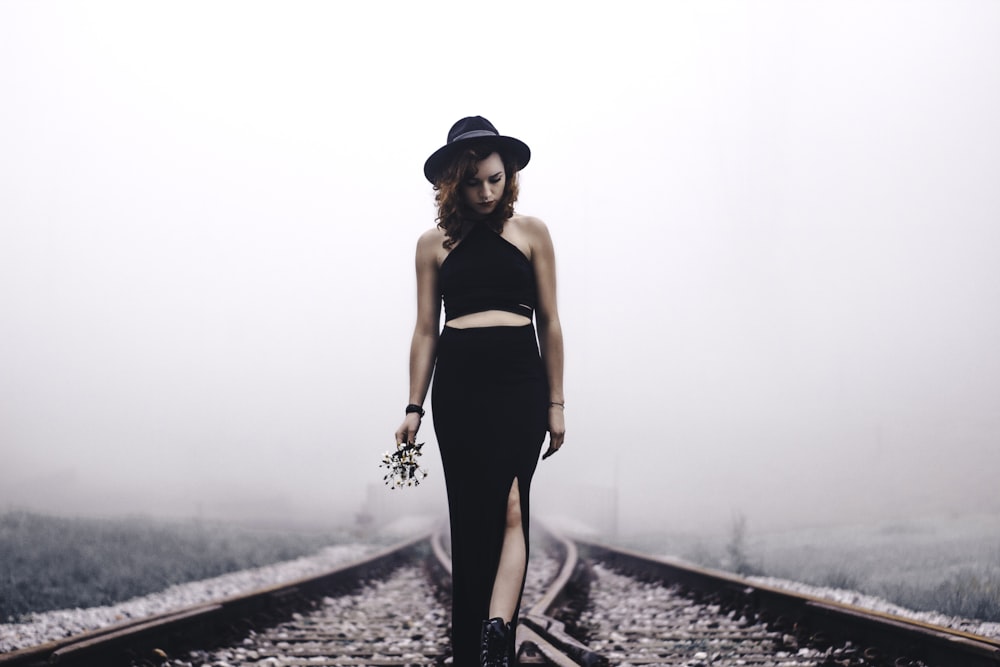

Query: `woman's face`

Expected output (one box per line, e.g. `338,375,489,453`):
461,152,506,217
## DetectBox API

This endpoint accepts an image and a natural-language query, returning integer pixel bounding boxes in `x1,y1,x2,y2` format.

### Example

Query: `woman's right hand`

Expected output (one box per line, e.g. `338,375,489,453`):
394,412,423,446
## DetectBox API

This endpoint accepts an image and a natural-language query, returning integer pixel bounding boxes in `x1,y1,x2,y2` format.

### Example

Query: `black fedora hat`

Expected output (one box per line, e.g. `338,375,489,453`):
423,116,531,183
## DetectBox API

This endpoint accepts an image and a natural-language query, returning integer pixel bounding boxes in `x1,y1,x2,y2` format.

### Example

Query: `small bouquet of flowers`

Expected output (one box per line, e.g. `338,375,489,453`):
380,442,428,489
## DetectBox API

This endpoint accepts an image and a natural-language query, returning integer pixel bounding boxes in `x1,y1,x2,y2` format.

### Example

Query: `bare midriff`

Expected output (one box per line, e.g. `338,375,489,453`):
445,309,532,329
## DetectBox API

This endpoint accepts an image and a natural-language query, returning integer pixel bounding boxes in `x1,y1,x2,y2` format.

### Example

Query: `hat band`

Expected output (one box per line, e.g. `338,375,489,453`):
449,129,499,143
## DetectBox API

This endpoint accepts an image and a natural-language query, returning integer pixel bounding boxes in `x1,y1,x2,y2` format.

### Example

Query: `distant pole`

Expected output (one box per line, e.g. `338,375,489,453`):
612,454,619,539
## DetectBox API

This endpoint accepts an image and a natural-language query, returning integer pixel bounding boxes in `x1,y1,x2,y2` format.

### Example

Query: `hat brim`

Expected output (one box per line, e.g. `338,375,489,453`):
423,135,530,184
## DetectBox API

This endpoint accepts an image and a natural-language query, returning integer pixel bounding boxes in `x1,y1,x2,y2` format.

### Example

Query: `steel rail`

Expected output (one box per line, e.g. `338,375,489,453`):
577,538,1000,667
429,523,607,667
0,534,430,667
10,525,991,666
520,528,607,667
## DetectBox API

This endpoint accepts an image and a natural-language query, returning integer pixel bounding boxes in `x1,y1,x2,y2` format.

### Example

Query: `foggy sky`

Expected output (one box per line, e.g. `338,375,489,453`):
2,1,998,536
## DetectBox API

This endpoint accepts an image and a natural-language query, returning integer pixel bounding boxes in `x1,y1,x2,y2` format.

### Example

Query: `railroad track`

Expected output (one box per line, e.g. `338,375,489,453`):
1,527,998,667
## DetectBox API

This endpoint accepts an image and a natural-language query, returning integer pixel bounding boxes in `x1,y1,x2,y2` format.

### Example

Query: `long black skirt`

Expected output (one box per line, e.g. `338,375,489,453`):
431,323,549,666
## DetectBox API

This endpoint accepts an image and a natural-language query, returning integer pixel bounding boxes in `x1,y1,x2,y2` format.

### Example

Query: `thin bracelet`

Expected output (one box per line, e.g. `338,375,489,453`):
549,401,565,408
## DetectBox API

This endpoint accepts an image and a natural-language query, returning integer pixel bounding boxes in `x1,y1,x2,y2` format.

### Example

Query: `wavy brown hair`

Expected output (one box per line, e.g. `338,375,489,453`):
433,142,522,249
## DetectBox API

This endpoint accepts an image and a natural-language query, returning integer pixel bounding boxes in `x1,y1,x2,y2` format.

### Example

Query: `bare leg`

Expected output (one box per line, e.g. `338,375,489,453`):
488,478,526,622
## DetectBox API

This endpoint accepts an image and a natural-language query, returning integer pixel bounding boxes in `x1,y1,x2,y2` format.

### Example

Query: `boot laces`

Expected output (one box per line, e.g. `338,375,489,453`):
480,618,509,667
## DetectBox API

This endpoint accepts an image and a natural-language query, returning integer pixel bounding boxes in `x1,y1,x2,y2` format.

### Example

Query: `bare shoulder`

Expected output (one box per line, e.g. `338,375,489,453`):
415,226,446,262
417,225,445,246
509,215,554,255
509,214,549,235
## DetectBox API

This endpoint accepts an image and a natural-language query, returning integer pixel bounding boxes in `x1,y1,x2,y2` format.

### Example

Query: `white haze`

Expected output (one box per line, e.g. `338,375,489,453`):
1,1,998,537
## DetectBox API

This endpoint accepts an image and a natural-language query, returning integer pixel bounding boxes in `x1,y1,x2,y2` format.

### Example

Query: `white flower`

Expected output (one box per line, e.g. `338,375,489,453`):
379,442,427,489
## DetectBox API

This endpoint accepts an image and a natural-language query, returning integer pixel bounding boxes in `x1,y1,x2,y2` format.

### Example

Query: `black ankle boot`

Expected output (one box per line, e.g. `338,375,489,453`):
480,617,511,667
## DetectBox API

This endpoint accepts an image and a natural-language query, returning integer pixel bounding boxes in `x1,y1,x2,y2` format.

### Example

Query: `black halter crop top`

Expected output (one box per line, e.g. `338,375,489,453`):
439,222,537,322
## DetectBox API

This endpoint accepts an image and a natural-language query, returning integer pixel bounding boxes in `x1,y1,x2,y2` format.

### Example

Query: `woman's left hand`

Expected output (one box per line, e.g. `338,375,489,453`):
541,405,565,460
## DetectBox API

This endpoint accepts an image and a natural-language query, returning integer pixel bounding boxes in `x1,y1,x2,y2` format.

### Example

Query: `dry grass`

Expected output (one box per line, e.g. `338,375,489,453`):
621,512,1000,622
0,511,352,622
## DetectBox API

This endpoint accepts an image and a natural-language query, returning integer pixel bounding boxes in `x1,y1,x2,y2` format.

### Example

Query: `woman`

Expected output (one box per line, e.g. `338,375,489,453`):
395,116,565,667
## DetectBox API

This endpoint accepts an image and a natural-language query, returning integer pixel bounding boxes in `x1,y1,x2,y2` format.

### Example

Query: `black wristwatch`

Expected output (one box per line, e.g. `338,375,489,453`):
405,404,425,417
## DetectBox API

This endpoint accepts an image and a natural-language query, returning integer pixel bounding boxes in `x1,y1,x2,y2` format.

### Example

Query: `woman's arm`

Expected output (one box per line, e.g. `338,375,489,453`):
395,230,441,446
527,217,565,458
